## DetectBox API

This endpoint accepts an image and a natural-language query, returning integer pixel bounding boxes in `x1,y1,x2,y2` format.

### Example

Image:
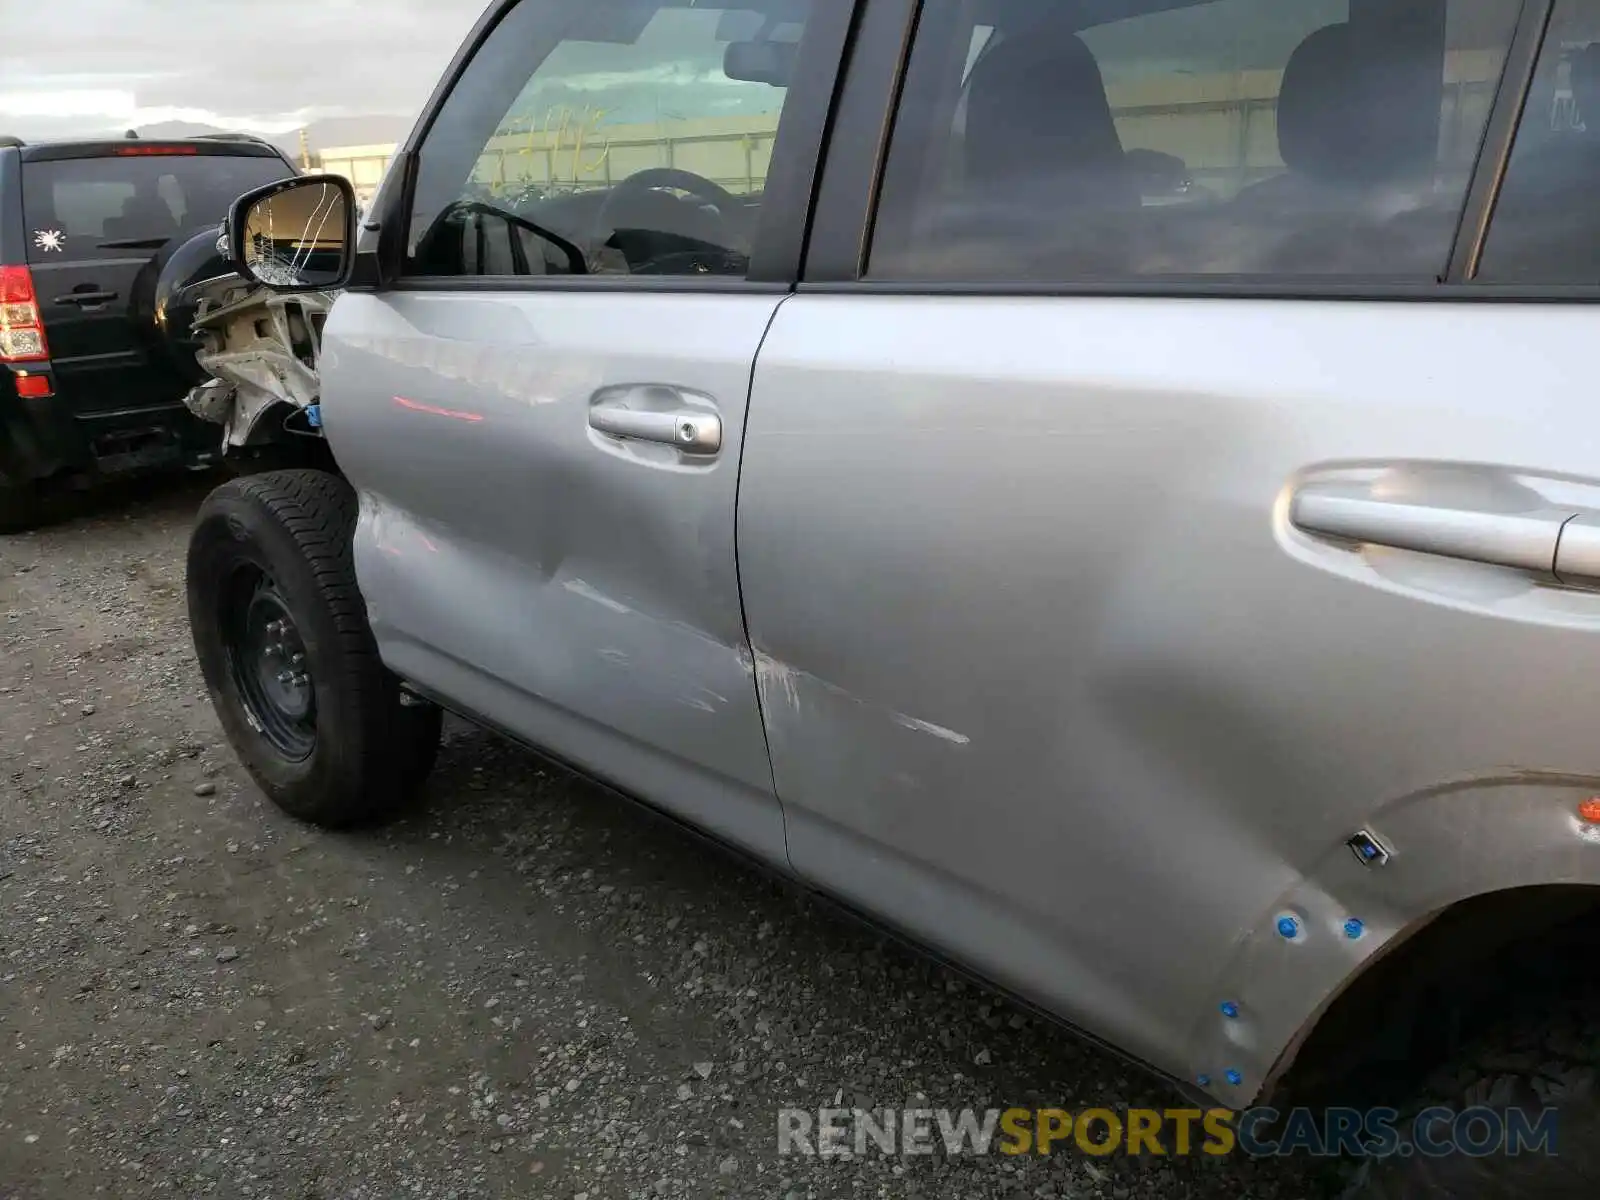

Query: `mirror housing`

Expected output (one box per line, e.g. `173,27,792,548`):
228,174,356,293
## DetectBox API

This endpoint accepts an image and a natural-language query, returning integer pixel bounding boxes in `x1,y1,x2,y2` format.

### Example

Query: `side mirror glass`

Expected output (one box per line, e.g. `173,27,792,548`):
229,176,356,292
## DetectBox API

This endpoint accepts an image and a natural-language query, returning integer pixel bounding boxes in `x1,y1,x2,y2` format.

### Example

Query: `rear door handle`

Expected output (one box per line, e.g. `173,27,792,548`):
1289,489,1573,573
55,290,118,306
588,394,722,455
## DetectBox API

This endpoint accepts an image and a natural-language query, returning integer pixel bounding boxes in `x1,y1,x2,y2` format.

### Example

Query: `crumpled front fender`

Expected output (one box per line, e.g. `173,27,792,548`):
178,279,335,447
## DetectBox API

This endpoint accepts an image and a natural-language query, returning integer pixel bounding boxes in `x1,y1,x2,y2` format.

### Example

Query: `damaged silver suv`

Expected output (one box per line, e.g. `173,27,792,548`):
182,0,1600,1190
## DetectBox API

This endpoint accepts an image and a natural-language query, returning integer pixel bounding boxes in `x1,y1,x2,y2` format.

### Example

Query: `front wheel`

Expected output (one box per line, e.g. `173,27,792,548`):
187,470,440,827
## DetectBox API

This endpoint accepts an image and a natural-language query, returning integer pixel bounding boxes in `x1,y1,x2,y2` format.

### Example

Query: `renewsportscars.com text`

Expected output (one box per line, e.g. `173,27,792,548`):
777,1105,1559,1160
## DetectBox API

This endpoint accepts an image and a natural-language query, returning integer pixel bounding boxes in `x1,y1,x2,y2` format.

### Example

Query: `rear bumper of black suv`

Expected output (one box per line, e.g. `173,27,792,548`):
1,365,218,490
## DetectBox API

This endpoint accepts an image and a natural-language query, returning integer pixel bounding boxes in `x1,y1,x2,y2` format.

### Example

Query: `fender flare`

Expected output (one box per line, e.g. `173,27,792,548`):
1186,774,1600,1104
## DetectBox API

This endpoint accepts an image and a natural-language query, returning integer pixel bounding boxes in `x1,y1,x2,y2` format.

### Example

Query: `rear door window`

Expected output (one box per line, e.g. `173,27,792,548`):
22,152,292,259
868,0,1523,282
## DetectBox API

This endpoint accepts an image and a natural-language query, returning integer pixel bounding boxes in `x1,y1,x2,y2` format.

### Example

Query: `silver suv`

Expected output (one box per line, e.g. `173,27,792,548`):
185,0,1600,1189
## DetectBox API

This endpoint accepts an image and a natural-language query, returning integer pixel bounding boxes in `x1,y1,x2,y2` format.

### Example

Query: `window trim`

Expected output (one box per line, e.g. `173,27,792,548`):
1449,0,1554,281
805,0,921,282
794,276,1600,301
806,0,1588,299
373,0,863,294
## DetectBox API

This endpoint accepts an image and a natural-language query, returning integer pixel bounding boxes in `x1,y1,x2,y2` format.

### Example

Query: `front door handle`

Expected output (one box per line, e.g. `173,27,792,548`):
588,397,722,455
1289,488,1573,573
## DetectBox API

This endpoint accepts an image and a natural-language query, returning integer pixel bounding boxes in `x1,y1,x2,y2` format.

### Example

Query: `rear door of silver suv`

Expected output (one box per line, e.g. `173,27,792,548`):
320,0,851,864
739,0,1600,1099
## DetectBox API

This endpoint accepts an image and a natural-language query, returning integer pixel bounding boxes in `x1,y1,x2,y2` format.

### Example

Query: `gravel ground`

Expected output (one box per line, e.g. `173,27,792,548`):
0,474,1335,1199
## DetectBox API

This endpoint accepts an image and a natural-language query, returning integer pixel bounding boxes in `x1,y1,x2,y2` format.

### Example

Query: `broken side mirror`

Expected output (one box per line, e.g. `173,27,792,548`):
229,175,356,293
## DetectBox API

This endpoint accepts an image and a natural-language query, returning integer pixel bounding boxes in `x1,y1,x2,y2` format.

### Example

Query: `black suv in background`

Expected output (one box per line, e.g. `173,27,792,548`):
0,135,297,530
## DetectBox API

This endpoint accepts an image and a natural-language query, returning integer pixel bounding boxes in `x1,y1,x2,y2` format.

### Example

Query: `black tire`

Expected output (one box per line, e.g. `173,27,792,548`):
0,480,41,534
187,469,441,826
1343,983,1600,1198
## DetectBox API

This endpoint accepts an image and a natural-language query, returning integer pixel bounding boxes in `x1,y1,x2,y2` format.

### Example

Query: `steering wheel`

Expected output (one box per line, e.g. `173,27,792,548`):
593,168,740,250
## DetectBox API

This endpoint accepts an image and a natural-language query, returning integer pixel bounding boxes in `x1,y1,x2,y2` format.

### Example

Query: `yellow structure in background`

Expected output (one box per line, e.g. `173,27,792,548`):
315,144,399,202
472,110,784,197
307,49,1506,208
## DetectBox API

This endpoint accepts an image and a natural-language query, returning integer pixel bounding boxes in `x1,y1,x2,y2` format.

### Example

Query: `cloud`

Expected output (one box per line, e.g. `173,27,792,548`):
0,0,485,140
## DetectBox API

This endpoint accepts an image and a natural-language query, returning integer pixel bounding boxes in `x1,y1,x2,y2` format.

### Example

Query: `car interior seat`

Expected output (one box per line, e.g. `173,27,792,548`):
1233,22,1447,273
962,23,1136,213
884,16,1139,276
1276,24,1422,190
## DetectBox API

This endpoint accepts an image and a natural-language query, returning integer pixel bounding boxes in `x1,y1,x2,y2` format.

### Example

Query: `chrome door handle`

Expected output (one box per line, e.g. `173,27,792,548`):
1289,489,1572,573
588,402,722,454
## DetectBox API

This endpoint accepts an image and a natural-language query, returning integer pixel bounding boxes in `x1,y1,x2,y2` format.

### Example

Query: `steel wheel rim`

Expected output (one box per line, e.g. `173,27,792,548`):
222,566,316,762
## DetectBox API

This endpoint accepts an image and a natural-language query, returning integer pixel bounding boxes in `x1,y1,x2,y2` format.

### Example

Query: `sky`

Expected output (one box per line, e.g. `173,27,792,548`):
0,0,486,142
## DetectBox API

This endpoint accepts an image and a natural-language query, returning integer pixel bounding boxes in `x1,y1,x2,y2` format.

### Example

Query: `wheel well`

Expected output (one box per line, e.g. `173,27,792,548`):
1275,884,1600,1107
232,413,339,476
240,402,316,447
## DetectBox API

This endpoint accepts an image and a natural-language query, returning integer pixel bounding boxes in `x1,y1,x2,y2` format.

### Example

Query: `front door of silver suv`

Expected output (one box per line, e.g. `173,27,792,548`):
321,0,853,864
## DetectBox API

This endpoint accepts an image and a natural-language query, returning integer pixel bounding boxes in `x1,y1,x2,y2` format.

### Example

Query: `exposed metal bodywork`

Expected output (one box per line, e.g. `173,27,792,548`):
181,278,333,447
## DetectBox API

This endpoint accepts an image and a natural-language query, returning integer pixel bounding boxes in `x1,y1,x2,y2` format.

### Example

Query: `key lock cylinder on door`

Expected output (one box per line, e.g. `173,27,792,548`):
588,384,722,456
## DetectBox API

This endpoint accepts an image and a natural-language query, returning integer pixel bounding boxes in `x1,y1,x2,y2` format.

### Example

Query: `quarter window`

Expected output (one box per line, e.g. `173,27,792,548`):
1477,0,1600,283
869,0,1522,282
405,0,814,280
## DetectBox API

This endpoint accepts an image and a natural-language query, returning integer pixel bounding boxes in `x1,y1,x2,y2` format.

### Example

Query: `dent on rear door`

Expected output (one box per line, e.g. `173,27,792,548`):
318,289,788,863
738,294,1600,1099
